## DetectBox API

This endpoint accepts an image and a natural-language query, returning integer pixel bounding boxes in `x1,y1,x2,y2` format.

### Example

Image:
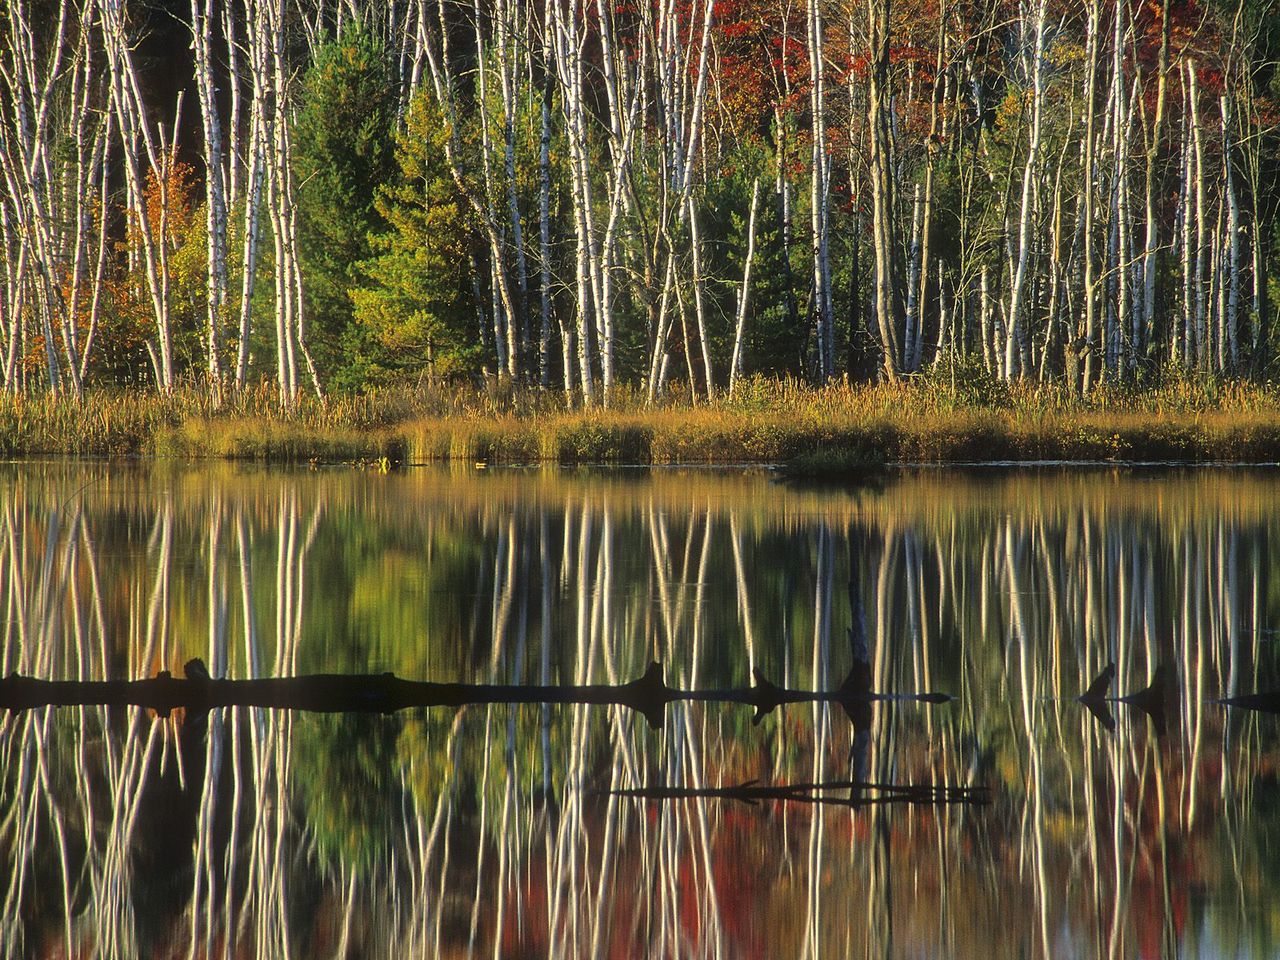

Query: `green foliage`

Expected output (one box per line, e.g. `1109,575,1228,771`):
699,140,808,380
294,27,398,388
350,90,474,380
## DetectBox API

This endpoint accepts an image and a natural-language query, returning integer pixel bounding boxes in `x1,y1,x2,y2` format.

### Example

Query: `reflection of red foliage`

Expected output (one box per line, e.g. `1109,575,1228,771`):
1094,728,1222,960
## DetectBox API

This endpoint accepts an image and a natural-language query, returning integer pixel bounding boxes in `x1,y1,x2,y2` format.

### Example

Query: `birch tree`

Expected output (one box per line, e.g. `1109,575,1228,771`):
190,0,227,396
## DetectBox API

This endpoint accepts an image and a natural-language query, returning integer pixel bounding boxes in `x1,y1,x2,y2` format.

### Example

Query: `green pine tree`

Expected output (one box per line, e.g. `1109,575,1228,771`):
294,27,398,388
350,91,474,379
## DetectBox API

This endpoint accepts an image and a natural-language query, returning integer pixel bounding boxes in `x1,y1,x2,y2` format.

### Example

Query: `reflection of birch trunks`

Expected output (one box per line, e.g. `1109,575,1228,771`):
2,470,1278,958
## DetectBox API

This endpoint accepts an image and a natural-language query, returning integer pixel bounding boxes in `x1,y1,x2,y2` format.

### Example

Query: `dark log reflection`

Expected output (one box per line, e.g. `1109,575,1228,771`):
610,779,990,807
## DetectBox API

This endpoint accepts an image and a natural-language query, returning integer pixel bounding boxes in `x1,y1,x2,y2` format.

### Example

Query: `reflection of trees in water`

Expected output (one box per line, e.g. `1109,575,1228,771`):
0,468,1278,957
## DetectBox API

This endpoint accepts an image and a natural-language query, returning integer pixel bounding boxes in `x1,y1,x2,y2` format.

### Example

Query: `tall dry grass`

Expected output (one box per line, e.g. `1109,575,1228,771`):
0,374,1278,463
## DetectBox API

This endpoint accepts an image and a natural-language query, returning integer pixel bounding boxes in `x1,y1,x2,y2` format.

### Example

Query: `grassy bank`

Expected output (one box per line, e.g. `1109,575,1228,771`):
4,377,1280,465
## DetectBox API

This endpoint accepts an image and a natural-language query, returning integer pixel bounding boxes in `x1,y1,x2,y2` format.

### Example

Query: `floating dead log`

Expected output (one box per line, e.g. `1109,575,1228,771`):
1212,691,1280,714
0,658,952,730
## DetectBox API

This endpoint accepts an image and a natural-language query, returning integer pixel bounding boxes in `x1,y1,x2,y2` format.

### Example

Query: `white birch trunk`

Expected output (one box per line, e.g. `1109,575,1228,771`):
472,0,512,379
421,0,522,385
495,0,529,375
538,66,554,390
904,184,923,373
1189,62,1208,370
1222,95,1240,372
867,0,901,379
1139,0,1169,364
1178,106,1193,364
1080,0,1101,390
643,0,717,399
807,0,833,379
191,0,227,396
1003,0,1046,381
102,0,175,390
729,178,761,394
686,192,714,398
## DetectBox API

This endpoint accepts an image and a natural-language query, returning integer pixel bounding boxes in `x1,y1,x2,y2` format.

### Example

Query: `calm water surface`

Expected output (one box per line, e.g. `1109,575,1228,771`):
2,463,1279,959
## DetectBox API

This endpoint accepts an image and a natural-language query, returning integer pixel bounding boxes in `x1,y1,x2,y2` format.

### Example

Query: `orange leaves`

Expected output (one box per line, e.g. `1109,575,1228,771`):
128,159,198,253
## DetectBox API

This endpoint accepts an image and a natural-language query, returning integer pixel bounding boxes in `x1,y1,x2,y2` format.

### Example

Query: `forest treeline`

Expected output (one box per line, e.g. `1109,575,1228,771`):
0,0,1277,403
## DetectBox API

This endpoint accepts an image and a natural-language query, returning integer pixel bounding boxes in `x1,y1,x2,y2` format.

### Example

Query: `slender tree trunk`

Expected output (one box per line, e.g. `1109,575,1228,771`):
1004,0,1047,381
867,0,901,380
497,0,530,374
914,1,945,373
1178,105,1193,365
538,67,554,390
1222,95,1240,373
1081,0,1101,390
774,107,801,348
191,0,227,399
686,192,714,398
1189,61,1208,371
102,0,175,391
729,178,761,394
1140,0,1170,364
807,0,833,380
905,184,923,373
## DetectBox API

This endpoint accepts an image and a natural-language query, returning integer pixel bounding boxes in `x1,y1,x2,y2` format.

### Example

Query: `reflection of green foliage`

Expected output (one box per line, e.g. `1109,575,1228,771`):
348,541,486,678
292,712,405,871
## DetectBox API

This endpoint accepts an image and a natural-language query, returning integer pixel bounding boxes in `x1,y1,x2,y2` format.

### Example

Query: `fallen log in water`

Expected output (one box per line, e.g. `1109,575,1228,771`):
1212,691,1280,714
0,659,951,729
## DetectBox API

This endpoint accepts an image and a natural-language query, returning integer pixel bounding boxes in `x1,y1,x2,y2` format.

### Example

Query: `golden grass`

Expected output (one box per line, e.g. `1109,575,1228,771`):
0,375,1279,464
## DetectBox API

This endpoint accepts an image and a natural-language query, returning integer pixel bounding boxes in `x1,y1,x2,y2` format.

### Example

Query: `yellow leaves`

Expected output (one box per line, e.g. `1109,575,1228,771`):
994,88,1032,132
1050,39,1087,67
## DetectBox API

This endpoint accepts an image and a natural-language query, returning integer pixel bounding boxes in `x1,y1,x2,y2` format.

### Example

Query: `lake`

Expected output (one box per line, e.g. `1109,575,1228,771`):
1,462,1278,958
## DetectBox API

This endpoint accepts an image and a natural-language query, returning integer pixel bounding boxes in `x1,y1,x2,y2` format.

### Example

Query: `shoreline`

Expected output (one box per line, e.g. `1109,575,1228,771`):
2,381,1280,468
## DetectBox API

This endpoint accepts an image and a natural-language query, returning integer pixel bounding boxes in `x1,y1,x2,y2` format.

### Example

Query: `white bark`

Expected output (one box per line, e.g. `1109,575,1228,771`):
1222,95,1240,373
729,178,761,395
1189,62,1208,370
1139,0,1169,363
421,0,523,386
471,0,513,378
102,0,176,390
0,0,82,393
905,184,923,373
538,65,555,390
867,0,901,380
495,0,529,374
192,0,227,395
644,0,717,400
807,0,833,379
1080,0,1100,389
1178,104,1193,364
1003,0,1046,381
686,192,714,398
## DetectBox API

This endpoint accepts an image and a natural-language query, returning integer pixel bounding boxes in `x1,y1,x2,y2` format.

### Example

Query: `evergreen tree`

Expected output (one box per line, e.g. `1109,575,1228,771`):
294,27,397,388
350,91,473,379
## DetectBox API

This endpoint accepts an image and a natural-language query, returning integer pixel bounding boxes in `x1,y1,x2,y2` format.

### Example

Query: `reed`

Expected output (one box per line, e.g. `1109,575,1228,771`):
0,375,1279,464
